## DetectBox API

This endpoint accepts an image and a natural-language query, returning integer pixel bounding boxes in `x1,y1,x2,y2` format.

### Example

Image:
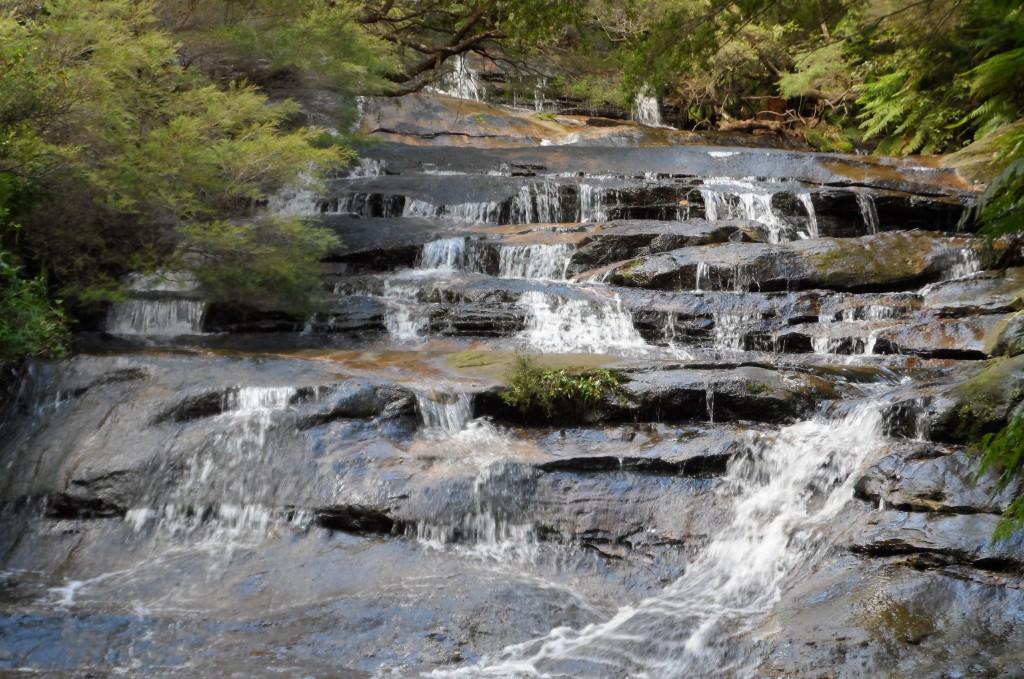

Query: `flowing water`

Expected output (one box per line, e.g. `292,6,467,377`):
8,98,1009,678
106,299,206,337
433,402,886,678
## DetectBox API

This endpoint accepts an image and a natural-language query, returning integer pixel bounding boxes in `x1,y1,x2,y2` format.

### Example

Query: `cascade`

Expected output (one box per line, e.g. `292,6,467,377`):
796,192,819,239
382,278,431,340
418,238,467,271
945,248,982,280
695,261,710,292
106,299,205,337
403,198,502,224
579,184,610,222
348,157,387,177
713,309,762,351
699,179,791,243
440,402,886,678
127,386,302,537
416,390,474,436
412,462,539,563
518,290,646,354
509,182,564,224
856,193,880,234
498,244,573,280
632,86,666,128
427,54,484,101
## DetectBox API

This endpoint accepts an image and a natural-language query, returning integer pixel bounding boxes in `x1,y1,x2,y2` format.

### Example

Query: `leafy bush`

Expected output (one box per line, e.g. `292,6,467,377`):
976,409,1024,541
501,354,621,421
0,252,68,362
177,217,339,315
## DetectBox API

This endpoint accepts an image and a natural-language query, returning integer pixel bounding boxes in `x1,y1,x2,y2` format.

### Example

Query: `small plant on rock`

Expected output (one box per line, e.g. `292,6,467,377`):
501,354,621,422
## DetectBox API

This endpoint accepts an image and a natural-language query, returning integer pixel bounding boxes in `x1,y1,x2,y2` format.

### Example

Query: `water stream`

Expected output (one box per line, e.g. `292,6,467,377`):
434,401,886,678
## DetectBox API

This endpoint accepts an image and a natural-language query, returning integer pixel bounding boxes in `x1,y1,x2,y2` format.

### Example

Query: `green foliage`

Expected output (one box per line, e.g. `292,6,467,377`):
177,218,339,314
0,251,68,362
0,0,345,315
501,355,621,421
977,409,1024,541
970,124,1024,240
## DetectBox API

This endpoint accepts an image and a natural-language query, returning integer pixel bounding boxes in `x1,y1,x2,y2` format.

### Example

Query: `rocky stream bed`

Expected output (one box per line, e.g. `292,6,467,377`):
2,93,1024,678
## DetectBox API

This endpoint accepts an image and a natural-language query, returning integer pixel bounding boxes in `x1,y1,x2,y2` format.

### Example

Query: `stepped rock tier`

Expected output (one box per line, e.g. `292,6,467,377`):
2,93,1022,678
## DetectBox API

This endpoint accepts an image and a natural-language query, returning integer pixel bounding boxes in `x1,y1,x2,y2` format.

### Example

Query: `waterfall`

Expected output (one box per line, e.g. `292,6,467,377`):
428,54,484,101
127,386,303,537
419,238,467,271
695,262,710,292
579,184,609,222
944,248,982,280
223,386,297,413
383,279,430,340
348,158,387,178
416,390,474,436
403,198,502,224
632,86,665,128
699,179,791,244
440,402,886,678
499,244,573,280
713,310,762,351
412,462,539,563
106,299,205,337
796,192,819,239
509,182,563,224
856,193,880,235
518,290,646,354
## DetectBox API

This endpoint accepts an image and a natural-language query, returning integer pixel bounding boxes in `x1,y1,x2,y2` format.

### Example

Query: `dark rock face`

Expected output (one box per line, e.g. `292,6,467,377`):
610,231,997,293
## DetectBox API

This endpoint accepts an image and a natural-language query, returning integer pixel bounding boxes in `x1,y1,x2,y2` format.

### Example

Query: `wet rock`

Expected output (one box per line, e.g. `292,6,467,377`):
616,365,840,423
478,365,839,425
922,268,1024,317
204,303,305,333
849,511,1024,571
854,441,1020,515
986,311,1024,358
533,422,747,477
568,219,761,272
763,555,1024,678
920,356,1024,443
876,315,1009,359
609,231,993,293
315,505,399,535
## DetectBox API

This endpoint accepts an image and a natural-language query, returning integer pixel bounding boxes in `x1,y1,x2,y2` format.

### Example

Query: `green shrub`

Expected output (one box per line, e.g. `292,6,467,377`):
501,354,621,421
0,252,69,362
976,409,1024,541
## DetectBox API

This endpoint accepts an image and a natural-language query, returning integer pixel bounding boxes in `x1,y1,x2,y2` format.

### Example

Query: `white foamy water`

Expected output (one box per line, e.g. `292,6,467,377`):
518,290,646,354
432,402,886,678
579,184,610,222
632,86,668,128
427,54,485,101
416,390,474,437
106,299,205,337
419,238,467,271
856,193,880,235
796,192,819,239
383,279,431,341
943,248,982,281
700,178,792,244
499,244,573,280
